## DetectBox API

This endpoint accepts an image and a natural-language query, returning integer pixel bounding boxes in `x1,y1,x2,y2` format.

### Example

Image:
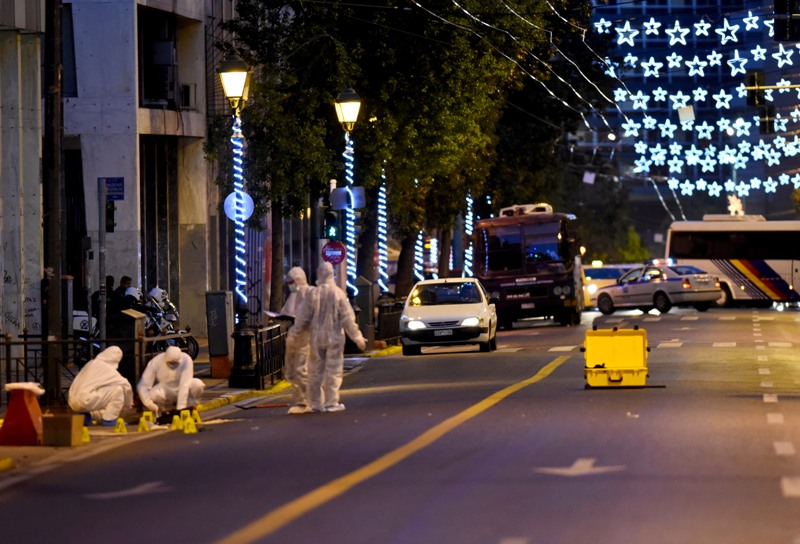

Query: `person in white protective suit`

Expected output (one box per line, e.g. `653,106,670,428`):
280,267,314,415
68,346,134,426
289,261,366,412
138,346,205,423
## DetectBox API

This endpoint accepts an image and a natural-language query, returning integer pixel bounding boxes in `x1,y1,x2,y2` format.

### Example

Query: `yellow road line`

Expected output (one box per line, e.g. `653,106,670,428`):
216,356,570,544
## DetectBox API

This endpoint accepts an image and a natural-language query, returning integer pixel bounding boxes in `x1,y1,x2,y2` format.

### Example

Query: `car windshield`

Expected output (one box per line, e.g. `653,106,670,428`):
409,283,482,306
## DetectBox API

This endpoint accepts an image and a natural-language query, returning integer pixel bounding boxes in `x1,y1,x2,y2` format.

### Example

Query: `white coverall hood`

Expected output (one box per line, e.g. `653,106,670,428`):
286,266,309,287
316,261,335,286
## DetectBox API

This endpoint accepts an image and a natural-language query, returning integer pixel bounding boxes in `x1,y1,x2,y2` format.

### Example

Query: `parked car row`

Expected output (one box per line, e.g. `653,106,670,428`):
395,263,722,355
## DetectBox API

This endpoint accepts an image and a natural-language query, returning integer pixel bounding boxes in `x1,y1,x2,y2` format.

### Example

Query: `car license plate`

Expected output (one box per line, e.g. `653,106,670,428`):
434,329,453,336
521,303,535,309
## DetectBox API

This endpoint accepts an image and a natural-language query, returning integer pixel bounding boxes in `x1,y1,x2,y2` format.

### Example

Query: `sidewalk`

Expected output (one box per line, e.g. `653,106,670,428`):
0,338,401,476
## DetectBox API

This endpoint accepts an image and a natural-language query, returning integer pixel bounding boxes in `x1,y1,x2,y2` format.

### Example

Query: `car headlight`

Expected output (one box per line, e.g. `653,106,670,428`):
553,286,563,295
406,320,426,330
562,285,571,295
461,317,481,327
587,284,598,295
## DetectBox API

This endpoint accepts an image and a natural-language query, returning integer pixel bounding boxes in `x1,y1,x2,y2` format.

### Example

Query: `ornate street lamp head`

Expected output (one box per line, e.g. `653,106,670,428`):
218,53,251,113
334,88,361,132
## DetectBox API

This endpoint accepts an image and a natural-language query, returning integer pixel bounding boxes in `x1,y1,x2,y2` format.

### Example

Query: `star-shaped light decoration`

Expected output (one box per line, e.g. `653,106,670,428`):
685,55,708,77
642,115,657,130
743,11,759,31
707,50,723,67
764,177,779,193
594,19,612,34
643,17,661,35
696,121,714,139
772,43,794,68
669,142,683,155
624,53,639,67
669,90,690,109
707,182,723,197
665,20,691,46
679,179,695,195
712,89,733,109
751,45,767,61
652,87,668,101
666,52,684,68
613,88,630,103
622,119,642,137
727,50,748,76
668,156,685,173
615,20,639,46
715,18,739,45
641,57,663,78
631,90,650,110
694,19,711,37
650,143,667,165
659,119,678,138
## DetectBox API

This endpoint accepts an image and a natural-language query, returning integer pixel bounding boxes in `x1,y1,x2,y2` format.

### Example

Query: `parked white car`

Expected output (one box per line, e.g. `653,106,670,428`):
400,278,498,356
595,264,721,315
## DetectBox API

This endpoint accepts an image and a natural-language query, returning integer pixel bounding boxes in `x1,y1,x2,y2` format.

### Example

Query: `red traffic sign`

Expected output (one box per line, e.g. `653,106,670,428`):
321,241,346,265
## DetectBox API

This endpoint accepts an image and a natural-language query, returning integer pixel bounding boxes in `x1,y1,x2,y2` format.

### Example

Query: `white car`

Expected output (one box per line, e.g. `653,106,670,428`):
582,263,638,309
595,264,722,315
400,278,498,356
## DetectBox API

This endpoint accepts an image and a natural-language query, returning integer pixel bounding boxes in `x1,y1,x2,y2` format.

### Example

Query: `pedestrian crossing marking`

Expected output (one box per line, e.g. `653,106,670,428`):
657,342,682,348
548,346,576,352
713,342,736,347
769,342,793,348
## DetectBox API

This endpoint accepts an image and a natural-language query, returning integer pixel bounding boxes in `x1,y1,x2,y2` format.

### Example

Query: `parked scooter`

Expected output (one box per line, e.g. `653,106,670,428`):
145,288,200,360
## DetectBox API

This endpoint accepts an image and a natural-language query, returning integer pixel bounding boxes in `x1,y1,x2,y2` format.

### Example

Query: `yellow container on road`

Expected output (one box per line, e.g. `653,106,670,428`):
583,326,649,387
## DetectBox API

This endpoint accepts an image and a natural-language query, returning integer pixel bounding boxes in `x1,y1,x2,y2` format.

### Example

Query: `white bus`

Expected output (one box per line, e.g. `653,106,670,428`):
665,215,800,307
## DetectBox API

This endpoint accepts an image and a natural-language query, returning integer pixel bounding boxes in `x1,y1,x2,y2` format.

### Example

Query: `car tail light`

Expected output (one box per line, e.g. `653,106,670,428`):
682,278,691,289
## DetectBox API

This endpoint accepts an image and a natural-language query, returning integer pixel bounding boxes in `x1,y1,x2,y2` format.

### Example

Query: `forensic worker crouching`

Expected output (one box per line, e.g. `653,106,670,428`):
138,346,205,424
68,346,135,426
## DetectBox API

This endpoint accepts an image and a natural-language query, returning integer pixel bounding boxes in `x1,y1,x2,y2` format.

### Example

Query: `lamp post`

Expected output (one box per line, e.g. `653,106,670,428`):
218,53,257,387
334,88,361,297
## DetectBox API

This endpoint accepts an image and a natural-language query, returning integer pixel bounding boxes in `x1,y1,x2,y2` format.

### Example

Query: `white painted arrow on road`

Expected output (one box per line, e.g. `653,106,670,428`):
535,458,625,477
84,481,172,499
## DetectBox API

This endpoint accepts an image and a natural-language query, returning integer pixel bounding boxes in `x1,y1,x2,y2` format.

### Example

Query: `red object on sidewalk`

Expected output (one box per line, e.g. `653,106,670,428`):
0,384,44,446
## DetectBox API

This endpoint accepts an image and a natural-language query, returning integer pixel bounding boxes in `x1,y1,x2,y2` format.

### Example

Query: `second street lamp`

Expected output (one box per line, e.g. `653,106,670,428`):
334,88,361,297
218,52,257,388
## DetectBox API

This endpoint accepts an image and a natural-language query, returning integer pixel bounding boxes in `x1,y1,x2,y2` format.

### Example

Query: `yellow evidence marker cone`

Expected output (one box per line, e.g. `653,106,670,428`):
183,417,198,434
138,416,150,433
170,415,183,431
113,418,127,434
192,409,202,425
142,411,154,424
82,426,91,444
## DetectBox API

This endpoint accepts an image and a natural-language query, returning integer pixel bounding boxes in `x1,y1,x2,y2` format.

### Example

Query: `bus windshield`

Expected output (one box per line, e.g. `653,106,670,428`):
476,221,566,276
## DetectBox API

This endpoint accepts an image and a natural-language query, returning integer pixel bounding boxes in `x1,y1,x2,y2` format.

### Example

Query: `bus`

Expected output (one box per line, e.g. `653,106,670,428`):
472,203,583,328
665,215,800,307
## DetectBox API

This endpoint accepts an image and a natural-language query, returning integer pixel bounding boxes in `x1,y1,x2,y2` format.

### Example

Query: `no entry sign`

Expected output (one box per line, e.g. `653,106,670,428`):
321,241,346,265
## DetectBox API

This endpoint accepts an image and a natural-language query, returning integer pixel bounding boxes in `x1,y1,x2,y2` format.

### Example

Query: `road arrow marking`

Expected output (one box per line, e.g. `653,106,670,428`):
535,458,625,477
84,481,172,499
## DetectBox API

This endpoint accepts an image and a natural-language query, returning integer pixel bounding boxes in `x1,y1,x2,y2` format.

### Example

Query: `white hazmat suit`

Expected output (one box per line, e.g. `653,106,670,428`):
290,262,366,412
68,346,134,424
280,267,313,414
138,346,205,416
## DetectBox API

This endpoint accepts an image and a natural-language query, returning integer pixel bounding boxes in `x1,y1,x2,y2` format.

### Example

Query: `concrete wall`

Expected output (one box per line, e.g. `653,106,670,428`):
0,30,42,337
65,0,212,335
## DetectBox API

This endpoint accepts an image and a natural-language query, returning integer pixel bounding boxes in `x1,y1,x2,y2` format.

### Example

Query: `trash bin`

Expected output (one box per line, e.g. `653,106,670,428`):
205,291,234,378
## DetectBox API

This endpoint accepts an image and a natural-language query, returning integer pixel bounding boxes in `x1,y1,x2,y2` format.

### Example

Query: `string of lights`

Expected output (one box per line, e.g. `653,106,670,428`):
343,132,358,296
231,115,248,306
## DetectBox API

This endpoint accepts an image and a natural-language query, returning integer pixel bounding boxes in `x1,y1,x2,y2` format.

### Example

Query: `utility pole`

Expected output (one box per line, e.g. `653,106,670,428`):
43,0,65,404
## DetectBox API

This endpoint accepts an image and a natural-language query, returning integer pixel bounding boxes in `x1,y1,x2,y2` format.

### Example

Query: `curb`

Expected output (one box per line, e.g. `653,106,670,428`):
196,380,293,412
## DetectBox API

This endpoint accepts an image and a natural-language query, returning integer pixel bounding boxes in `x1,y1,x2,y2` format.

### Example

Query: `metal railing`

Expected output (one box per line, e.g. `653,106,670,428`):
0,331,198,408
254,323,286,388
375,300,402,344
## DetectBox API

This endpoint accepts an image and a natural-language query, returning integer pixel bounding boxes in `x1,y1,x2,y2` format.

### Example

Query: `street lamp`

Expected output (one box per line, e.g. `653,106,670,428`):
334,88,361,296
218,52,257,387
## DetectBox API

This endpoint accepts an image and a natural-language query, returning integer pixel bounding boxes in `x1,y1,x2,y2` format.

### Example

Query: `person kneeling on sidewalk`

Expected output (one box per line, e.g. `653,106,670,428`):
68,346,135,426
138,346,204,424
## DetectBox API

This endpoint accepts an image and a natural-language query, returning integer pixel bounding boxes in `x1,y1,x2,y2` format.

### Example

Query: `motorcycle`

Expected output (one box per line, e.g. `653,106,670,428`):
143,290,200,360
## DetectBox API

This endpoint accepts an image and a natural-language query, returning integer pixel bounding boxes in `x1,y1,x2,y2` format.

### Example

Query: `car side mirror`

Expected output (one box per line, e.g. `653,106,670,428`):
394,300,406,309
489,295,499,304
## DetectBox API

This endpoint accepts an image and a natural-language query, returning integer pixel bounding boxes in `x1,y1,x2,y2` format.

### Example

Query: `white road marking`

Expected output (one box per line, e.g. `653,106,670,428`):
756,345,766,350
535,458,625,477
780,477,800,498
774,441,796,456
496,348,524,353
768,413,785,425
644,317,660,322
681,316,699,321
761,382,774,388
657,342,683,348
719,316,736,320
758,355,769,361
753,332,763,337
770,342,793,348
548,346,576,352
499,539,528,544
713,342,736,347
606,318,625,323
84,481,172,499
758,368,771,375
764,394,779,403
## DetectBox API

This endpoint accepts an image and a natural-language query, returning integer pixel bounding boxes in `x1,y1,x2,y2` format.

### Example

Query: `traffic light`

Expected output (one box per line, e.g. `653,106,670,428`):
105,200,116,233
774,0,800,42
746,70,765,107
322,209,340,240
